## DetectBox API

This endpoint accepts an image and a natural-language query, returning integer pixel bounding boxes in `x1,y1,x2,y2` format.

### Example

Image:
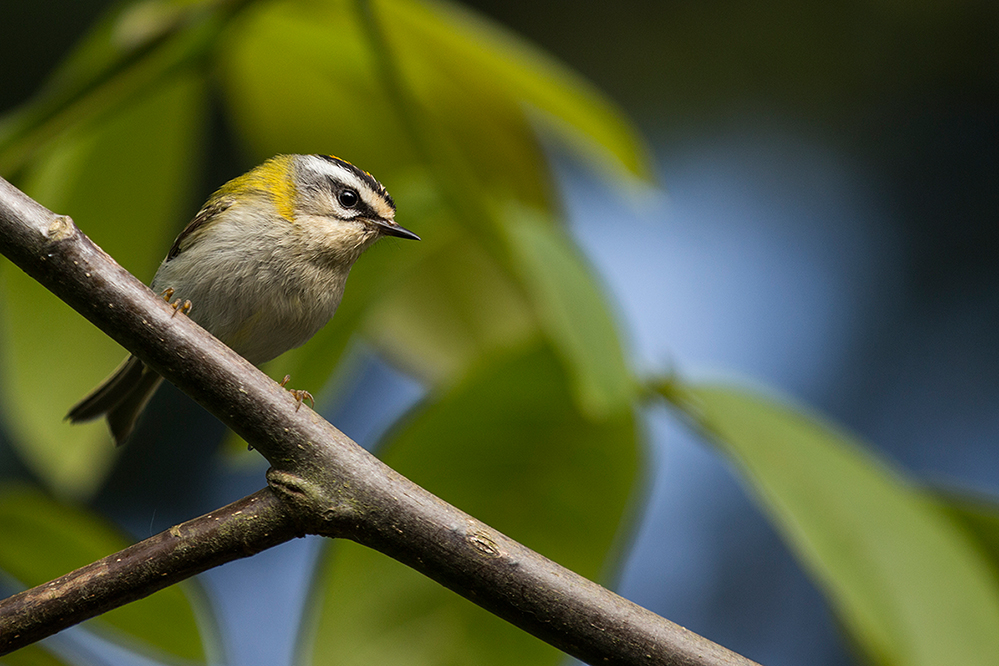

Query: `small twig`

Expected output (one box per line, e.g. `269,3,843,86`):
0,177,761,665
0,489,297,653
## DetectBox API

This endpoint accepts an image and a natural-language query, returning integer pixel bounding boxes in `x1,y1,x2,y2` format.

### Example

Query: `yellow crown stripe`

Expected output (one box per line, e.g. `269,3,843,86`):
216,155,298,221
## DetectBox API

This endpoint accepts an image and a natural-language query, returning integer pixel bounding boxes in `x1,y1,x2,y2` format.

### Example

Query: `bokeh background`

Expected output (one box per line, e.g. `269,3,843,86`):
2,1,997,665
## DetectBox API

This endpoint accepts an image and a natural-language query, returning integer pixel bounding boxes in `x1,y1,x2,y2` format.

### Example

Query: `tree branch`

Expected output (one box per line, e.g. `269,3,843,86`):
0,176,762,666
0,488,297,652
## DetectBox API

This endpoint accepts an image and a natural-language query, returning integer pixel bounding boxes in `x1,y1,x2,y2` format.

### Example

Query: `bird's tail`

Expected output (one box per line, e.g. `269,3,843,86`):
67,355,163,446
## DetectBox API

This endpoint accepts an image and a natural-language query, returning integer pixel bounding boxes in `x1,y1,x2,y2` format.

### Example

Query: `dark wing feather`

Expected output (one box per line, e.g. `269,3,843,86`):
167,197,232,260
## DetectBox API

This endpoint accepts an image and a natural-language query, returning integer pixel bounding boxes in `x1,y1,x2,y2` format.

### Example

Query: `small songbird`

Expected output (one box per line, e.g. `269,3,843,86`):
67,154,419,445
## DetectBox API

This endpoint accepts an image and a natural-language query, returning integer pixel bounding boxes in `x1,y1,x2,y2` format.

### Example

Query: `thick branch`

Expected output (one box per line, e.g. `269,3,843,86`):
0,177,761,666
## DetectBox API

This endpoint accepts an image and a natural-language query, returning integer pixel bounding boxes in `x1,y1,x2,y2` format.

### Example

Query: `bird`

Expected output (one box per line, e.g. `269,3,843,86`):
67,154,419,445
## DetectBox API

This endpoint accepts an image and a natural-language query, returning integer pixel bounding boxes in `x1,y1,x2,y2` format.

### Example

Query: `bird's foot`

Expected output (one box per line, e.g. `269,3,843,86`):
160,288,192,317
280,375,315,411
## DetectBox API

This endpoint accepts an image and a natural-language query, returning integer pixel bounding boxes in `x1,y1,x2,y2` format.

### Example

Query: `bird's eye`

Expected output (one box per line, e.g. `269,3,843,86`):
338,189,359,208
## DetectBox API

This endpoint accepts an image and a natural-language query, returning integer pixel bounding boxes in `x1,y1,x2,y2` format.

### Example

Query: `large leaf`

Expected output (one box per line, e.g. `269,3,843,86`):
936,491,999,577
661,382,999,666
0,486,212,663
0,72,206,496
217,0,416,179
381,0,653,186
505,207,635,418
0,645,69,666
0,0,228,177
361,230,536,384
303,343,642,666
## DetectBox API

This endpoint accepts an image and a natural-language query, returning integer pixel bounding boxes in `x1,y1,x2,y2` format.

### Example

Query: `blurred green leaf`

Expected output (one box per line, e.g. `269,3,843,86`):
0,645,69,666
0,485,211,663
661,381,999,666
0,1,227,177
304,343,642,666
0,72,206,496
380,0,653,186
936,491,999,576
362,230,535,383
505,206,634,418
217,0,413,174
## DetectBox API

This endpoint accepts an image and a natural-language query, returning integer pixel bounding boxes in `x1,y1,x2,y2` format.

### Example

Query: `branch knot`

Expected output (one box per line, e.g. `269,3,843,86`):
45,215,75,241
266,468,354,535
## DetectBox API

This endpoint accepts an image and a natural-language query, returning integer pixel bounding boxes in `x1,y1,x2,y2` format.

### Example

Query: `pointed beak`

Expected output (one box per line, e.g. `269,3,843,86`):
374,219,420,241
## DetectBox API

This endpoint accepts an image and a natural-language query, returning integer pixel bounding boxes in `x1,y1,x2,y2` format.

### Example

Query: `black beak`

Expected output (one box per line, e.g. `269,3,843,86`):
375,219,420,241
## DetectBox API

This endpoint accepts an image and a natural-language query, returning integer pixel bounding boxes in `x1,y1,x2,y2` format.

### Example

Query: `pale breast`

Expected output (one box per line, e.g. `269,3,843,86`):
150,208,355,366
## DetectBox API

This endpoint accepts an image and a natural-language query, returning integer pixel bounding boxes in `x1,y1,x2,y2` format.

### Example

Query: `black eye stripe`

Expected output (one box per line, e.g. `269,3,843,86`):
314,154,395,211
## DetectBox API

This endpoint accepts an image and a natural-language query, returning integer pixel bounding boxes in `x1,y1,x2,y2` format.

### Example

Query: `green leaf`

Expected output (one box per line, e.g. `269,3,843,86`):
662,382,999,666
0,0,226,177
304,343,642,666
217,0,412,175
0,486,212,663
0,72,206,496
936,491,999,577
380,0,654,186
0,645,70,666
361,229,536,384
506,209,635,418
